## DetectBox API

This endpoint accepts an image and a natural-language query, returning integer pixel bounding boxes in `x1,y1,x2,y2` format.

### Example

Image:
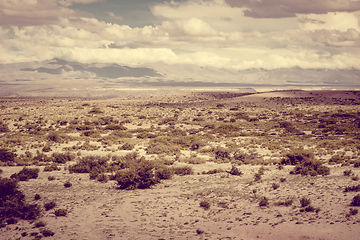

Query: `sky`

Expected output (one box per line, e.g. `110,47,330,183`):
1,0,360,97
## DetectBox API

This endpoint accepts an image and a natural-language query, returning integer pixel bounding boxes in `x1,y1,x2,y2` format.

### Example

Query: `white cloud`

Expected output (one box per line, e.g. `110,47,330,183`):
107,12,123,21
0,0,97,26
297,12,360,31
225,0,360,18
159,18,218,36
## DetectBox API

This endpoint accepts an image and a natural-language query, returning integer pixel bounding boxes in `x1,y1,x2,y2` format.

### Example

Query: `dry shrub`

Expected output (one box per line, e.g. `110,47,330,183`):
10,167,39,181
171,165,193,176
283,149,330,176
0,177,41,223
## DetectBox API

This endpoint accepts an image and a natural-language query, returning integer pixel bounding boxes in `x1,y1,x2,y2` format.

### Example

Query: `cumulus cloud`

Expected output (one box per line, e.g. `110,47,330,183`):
0,0,98,26
107,12,123,21
225,0,360,18
297,12,360,31
151,0,299,32
159,18,218,36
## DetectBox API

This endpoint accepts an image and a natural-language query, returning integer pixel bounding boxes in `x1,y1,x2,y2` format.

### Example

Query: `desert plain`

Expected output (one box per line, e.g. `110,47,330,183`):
1,90,360,240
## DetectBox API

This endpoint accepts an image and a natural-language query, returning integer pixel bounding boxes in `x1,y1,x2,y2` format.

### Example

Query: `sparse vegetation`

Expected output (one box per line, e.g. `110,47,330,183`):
199,200,210,210
10,167,39,181
0,177,41,223
350,194,360,206
54,209,67,216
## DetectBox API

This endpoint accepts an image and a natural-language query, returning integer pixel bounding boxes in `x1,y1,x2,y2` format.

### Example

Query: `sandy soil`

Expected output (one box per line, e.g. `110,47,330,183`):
1,90,360,240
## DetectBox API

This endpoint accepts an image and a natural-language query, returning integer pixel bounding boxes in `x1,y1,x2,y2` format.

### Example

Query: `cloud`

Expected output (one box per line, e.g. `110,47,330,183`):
151,0,299,32
0,0,99,26
225,0,360,18
159,18,218,36
107,12,123,21
297,12,360,31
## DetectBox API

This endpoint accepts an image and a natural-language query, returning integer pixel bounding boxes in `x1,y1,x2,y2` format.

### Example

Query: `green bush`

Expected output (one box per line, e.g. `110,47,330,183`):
52,152,74,164
44,163,60,172
155,166,173,180
349,208,358,215
259,197,269,207
200,201,210,210
34,220,46,228
54,209,67,217
120,142,134,150
10,167,39,181
274,199,293,206
48,176,55,181
41,228,55,237
283,149,330,176
47,132,61,142
281,149,314,165
344,185,360,192
300,197,311,207
64,181,72,188
0,149,16,165
44,201,56,211
68,155,109,174
96,173,108,183
351,194,360,206
171,166,193,176
228,165,242,176
0,177,41,222
202,169,224,174
214,147,231,162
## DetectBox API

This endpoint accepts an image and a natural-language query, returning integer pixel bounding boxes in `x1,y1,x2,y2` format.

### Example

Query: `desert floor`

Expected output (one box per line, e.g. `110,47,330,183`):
1,90,360,240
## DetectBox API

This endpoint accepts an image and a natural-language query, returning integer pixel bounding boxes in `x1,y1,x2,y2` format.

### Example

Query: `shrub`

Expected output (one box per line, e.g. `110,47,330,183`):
68,155,109,174
259,197,269,207
44,163,60,172
350,194,360,206
171,166,193,176
120,142,134,150
54,209,67,217
254,167,265,182
155,166,173,180
41,228,55,237
228,165,242,176
88,107,103,114
42,145,52,152
34,194,41,200
274,199,293,207
34,220,46,228
47,132,61,142
6,217,18,224
0,177,41,221
350,208,358,215
10,167,39,181
115,160,159,190
300,197,311,207
0,148,16,164
104,124,126,130
344,185,360,192
272,183,280,190
64,181,72,188
214,147,231,162
290,159,330,176
96,173,108,183
44,201,56,211
48,176,55,181
200,201,210,210
52,152,74,164
344,170,353,176
281,149,314,165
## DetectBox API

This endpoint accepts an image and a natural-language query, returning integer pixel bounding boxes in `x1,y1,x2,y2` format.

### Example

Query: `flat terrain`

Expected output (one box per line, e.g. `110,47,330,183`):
1,90,360,240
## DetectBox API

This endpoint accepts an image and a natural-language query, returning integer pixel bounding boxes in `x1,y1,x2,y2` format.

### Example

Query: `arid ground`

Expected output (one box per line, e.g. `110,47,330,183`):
1,90,360,240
